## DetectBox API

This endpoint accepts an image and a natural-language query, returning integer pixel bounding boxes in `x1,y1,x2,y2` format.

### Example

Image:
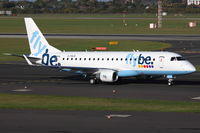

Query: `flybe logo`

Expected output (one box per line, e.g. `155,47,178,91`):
30,31,47,56
42,49,59,66
126,53,137,67
126,53,154,68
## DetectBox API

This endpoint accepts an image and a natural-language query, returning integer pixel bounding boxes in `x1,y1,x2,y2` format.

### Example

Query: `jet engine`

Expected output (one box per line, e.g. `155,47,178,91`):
99,70,118,82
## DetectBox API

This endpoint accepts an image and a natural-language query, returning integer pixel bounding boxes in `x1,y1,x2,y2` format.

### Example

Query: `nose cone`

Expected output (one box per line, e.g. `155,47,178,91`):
186,62,196,73
189,64,196,73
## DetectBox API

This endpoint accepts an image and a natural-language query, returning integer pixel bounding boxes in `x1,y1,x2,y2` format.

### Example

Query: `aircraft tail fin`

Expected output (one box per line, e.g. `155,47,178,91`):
24,18,60,58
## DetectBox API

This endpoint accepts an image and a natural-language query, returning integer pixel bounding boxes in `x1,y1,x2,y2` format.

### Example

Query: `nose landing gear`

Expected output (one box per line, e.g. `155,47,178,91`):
167,75,175,86
168,78,174,86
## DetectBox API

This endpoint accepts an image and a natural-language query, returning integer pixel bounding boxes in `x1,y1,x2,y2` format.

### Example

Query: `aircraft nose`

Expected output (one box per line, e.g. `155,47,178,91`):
190,65,196,72
187,63,196,73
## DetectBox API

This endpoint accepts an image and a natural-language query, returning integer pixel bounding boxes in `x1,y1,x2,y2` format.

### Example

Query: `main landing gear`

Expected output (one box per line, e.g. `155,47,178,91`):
89,78,99,84
90,78,96,84
167,75,175,86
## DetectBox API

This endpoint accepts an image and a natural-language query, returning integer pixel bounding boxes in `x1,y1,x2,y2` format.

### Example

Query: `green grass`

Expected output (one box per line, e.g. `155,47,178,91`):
0,16,200,34
0,38,170,61
196,66,200,72
0,93,199,112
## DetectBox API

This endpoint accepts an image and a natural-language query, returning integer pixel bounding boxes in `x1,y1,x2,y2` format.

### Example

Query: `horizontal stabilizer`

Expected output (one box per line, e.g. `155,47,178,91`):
23,54,33,66
3,53,24,58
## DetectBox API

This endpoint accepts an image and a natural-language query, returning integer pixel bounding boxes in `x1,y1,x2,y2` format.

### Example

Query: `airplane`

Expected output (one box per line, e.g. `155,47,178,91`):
11,18,197,86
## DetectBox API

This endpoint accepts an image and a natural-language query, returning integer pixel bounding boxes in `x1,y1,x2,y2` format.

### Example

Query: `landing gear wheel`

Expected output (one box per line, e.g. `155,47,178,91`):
90,79,96,84
168,79,174,86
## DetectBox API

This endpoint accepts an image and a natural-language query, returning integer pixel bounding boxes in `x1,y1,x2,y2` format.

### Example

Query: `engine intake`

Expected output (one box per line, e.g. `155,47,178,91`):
99,70,118,82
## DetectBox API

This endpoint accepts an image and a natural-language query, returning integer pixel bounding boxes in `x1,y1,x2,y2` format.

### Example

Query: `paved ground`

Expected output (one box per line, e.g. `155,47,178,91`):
1,109,200,133
1,34,200,41
0,63,200,101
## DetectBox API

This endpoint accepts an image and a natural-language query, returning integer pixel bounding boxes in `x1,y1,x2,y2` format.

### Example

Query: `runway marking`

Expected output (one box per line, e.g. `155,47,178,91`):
12,89,32,92
106,114,132,119
191,97,200,100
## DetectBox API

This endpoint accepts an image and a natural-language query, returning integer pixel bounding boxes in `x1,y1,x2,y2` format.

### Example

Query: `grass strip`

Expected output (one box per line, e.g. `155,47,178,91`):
0,93,199,112
0,17,200,34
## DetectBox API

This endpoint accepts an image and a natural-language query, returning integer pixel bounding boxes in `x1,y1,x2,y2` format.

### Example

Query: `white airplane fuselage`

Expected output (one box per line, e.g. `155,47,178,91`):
40,50,195,77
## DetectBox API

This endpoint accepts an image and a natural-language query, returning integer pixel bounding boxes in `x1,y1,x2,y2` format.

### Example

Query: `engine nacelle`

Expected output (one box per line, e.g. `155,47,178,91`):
99,70,118,82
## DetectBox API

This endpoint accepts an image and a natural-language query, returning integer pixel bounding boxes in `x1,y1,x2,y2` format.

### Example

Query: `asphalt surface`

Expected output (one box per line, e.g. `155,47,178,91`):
2,34,200,41
0,36,200,133
0,63,199,101
1,109,200,133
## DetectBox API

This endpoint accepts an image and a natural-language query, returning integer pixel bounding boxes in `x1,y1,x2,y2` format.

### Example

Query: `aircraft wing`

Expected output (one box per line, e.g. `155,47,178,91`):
59,65,120,78
60,66,110,76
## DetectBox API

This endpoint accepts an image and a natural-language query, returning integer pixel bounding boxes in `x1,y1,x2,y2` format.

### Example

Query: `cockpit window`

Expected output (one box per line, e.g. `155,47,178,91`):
171,56,186,61
177,57,186,61
171,57,176,61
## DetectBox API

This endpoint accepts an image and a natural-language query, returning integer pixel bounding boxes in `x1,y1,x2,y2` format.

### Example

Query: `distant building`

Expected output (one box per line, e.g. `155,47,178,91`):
187,0,200,5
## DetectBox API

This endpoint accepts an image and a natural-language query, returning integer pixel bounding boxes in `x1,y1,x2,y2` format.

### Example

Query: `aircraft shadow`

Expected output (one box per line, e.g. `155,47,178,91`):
49,75,200,86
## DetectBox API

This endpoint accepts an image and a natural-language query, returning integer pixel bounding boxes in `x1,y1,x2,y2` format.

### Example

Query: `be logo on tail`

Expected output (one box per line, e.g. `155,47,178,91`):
42,49,59,66
30,31,47,56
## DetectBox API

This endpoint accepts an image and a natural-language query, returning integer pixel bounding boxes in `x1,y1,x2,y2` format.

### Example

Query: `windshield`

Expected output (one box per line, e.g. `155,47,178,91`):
171,56,186,61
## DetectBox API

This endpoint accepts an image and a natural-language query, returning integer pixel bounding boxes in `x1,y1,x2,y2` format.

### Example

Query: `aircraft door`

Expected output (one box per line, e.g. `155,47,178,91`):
159,56,165,68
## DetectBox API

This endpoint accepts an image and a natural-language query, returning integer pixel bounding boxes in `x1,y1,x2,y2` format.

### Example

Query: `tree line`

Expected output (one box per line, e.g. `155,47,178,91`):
0,0,200,14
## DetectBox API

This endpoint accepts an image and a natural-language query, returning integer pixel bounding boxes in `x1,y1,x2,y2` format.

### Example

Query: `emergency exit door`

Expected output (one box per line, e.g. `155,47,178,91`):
159,56,165,68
